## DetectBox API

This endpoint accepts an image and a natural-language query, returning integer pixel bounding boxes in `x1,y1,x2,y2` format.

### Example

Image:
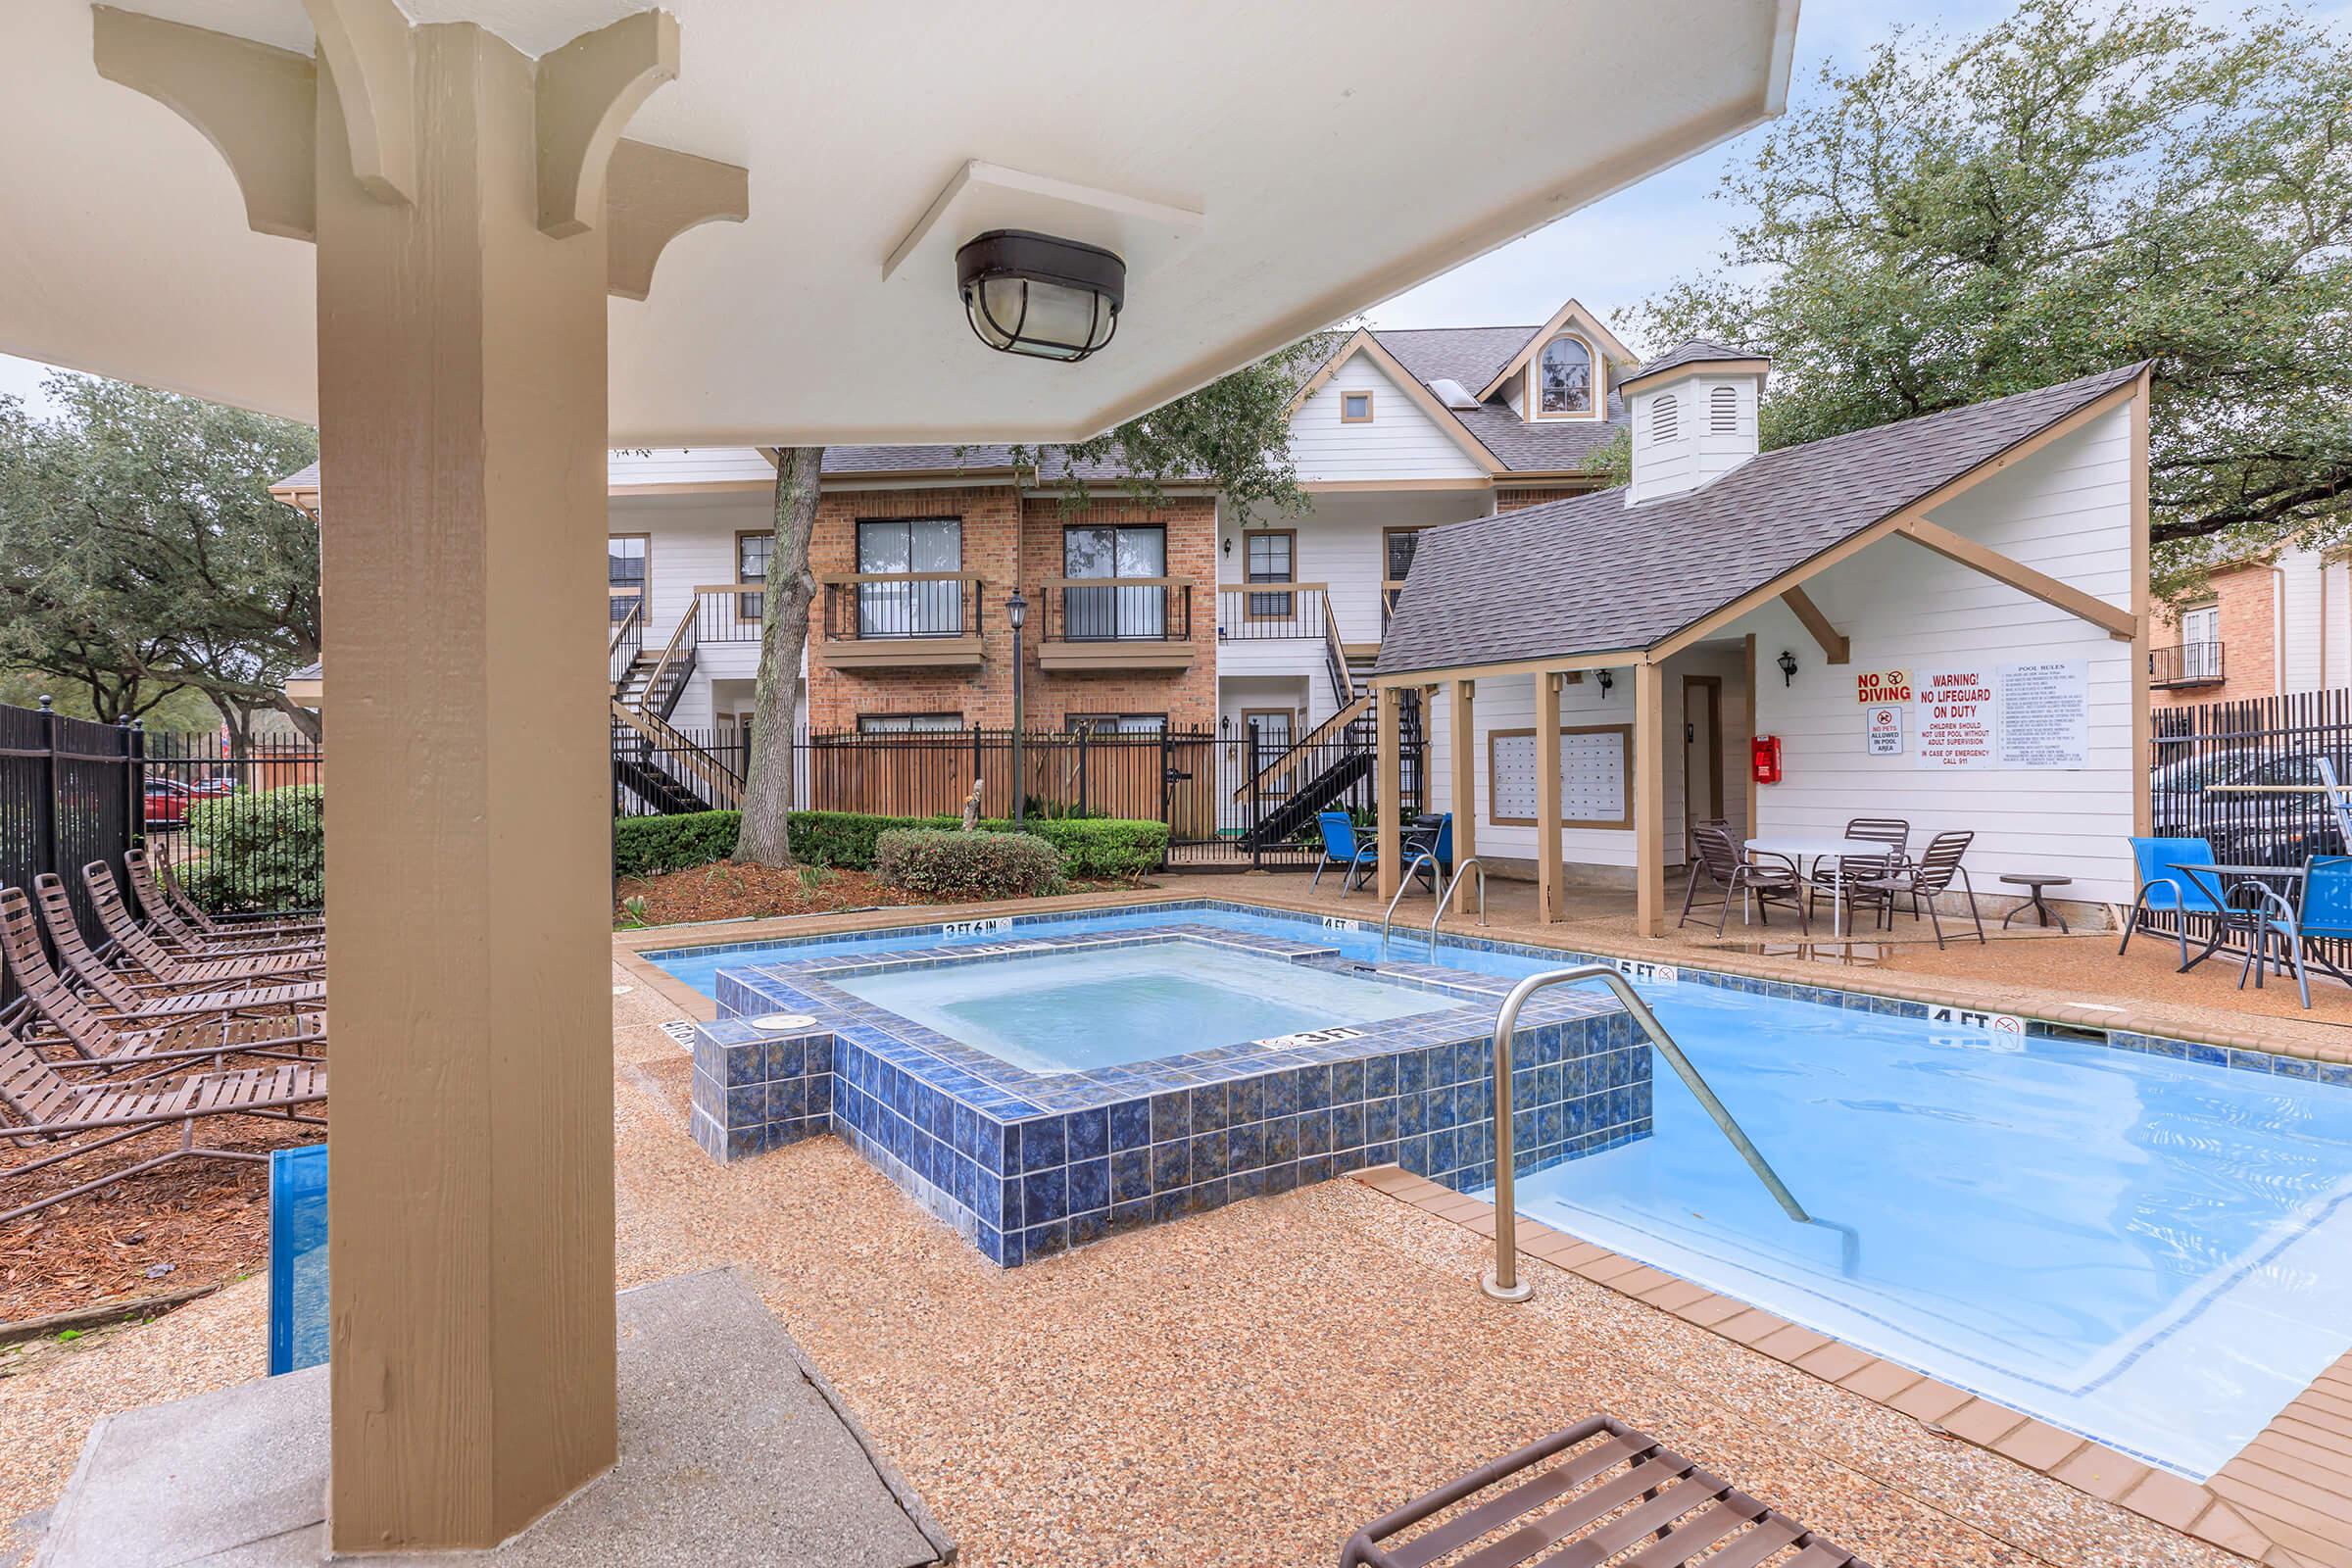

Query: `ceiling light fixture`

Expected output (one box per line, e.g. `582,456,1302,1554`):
956,229,1124,362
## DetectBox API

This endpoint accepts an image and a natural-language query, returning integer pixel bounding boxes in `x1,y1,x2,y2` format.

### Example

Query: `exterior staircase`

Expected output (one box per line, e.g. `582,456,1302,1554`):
1232,595,1419,849
609,594,743,814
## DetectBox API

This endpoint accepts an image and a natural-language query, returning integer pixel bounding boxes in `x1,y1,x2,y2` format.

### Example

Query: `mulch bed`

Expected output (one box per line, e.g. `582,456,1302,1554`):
0,1113,318,1326
614,860,1149,927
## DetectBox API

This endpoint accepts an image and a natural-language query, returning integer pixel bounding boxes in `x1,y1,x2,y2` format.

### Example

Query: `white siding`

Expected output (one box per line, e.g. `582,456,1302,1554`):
1627,371,1758,504
1744,406,2137,903
1287,354,1488,483
609,448,772,488
612,491,775,732
2278,547,2324,691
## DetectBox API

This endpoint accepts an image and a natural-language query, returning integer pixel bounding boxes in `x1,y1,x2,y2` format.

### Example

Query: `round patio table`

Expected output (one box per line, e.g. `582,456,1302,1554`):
1744,835,1897,938
1998,872,2072,932
2167,862,2305,982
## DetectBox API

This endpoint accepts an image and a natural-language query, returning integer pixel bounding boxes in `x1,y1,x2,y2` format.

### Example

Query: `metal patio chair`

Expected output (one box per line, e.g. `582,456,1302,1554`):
1315,810,1381,896
1806,817,1908,928
1854,829,1984,949
2118,835,2227,969
1679,823,1807,935
2251,854,2352,1009
0,1021,324,1223
1341,1414,1872,1568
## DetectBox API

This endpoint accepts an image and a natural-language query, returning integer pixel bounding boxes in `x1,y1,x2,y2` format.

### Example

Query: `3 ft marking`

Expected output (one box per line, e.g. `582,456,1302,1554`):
943,917,1013,936
1253,1025,1364,1050
1616,957,1680,986
1927,1004,2026,1035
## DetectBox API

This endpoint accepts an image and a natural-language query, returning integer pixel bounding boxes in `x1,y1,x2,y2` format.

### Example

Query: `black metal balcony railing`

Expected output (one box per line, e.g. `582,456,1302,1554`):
696,584,763,644
1041,577,1193,642
820,572,983,641
2149,640,2225,688
1214,583,1328,640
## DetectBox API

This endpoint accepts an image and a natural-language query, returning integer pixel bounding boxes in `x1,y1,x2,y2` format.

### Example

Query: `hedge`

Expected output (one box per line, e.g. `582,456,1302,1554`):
179,783,325,913
612,808,1167,881
874,828,1061,901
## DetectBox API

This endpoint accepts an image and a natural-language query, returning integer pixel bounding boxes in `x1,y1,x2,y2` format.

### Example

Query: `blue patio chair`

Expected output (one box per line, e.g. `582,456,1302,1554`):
1401,812,1452,888
2118,836,2225,970
1314,810,1380,897
2255,856,2352,1010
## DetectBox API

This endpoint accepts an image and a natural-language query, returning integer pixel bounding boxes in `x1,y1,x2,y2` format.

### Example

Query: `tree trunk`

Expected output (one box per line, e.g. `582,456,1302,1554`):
734,446,821,866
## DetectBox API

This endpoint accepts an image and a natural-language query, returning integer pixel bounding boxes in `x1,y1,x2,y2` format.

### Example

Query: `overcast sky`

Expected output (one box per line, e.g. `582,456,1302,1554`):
3,0,2336,416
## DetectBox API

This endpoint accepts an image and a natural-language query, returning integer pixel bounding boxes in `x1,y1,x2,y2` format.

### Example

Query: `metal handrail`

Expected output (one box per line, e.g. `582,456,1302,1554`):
1377,852,1437,959
1428,856,1488,958
1484,965,1809,1302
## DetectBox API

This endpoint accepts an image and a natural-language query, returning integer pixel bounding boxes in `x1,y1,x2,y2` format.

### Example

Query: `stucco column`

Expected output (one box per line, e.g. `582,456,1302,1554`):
315,26,614,1551
1536,671,1562,921
1375,686,1402,902
1635,661,1666,937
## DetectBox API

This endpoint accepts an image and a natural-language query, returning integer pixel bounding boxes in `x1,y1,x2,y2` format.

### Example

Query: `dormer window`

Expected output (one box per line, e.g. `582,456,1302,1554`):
1530,333,1594,419
1341,390,1373,423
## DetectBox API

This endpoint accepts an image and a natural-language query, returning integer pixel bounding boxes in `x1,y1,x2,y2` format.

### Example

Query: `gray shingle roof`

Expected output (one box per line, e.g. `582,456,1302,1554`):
272,461,319,493
1619,338,1766,389
1375,363,2145,676
1368,325,1631,473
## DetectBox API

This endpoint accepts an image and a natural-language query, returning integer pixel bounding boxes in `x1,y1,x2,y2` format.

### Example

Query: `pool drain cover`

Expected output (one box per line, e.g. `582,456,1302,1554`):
752,1013,819,1032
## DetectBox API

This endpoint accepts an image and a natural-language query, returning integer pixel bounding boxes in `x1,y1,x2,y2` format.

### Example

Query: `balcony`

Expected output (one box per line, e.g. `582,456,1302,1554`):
2149,640,2225,689
816,572,985,669
1214,583,1329,641
1037,577,1197,671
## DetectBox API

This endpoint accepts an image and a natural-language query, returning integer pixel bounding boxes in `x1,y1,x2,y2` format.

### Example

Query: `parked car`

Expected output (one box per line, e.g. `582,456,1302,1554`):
143,777,192,827
2149,749,2350,865
187,775,238,799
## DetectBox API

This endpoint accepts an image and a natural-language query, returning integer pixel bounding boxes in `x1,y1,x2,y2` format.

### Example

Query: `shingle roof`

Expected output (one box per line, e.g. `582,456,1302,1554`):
1367,325,1631,473
271,462,319,494
1375,363,2145,676
1619,338,1766,389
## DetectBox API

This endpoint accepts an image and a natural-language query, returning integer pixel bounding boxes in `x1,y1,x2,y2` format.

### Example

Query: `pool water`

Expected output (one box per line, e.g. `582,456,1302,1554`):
653,904,2352,1476
831,944,1446,1074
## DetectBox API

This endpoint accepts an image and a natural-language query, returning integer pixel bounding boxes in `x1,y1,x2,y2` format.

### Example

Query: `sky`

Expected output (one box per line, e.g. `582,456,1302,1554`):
1,0,2337,414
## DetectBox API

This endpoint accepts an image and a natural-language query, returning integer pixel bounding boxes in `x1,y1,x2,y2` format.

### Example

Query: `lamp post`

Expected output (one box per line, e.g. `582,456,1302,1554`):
1006,589,1029,830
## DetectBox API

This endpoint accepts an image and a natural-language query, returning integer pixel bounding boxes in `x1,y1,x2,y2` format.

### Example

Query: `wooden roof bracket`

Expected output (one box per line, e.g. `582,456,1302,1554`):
1894,517,2138,641
1779,585,1849,663
92,3,746,301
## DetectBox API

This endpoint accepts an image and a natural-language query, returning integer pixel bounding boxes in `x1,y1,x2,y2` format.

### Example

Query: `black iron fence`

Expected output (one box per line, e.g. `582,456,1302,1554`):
0,700,322,1006
611,712,1425,870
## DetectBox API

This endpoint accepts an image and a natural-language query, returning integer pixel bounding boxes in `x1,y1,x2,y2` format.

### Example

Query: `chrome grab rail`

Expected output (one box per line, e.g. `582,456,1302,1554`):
1377,852,1438,960
1429,856,1488,958
1485,965,1809,1302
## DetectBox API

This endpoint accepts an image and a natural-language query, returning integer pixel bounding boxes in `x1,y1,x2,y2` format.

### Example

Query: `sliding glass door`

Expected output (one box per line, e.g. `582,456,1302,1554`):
1062,524,1166,640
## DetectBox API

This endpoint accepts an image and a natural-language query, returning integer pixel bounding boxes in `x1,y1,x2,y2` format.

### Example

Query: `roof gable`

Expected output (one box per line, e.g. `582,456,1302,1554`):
1284,329,1503,474
1474,298,1638,402
1375,364,2148,677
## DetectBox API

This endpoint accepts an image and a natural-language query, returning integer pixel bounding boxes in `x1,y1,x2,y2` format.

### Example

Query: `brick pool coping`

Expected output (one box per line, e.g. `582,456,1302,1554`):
1353,1165,2352,1568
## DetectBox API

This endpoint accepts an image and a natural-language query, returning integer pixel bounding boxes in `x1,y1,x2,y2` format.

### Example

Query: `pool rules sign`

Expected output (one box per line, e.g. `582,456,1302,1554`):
1913,661,2088,770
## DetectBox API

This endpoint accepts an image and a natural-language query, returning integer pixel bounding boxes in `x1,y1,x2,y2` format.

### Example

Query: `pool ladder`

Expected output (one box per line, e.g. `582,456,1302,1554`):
1483,966,1811,1302
1376,855,1487,962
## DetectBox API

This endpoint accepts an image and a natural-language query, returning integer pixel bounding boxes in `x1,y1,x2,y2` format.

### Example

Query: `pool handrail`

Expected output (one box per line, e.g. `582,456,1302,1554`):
1376,851,1439,960
1485,965,1811,1302
1428,857,1489,959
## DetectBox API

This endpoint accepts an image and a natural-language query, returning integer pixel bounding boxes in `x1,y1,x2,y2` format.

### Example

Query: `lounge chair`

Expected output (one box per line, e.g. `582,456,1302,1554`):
2118,835,2227,969
0,1022,324,1222
1680,823,1807,935
1855,829,1984,949
127,850,321,944
1,888,322,1040
106,858,321,960
71,867,321,984
1341,1414,1872,1568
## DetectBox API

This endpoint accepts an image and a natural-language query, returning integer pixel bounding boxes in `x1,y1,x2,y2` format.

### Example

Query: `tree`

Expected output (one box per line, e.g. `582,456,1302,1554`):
0,375,320,736
728,332,1340,866
1622,0,2352,589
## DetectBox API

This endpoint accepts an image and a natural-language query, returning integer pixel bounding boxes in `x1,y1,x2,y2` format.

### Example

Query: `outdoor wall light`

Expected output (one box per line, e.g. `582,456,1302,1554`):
1595,669,1614,698
1778,649,1799,686
957,229,1124,362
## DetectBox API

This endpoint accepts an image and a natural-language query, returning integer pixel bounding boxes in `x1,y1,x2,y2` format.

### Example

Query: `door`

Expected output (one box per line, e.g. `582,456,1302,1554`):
1063,524,1166,639
2180,604,2220,681
1683,675,1723,855
857,518,963,637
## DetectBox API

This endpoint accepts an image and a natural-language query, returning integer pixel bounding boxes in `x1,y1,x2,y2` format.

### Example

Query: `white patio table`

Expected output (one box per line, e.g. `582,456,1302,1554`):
1744,835,1899,938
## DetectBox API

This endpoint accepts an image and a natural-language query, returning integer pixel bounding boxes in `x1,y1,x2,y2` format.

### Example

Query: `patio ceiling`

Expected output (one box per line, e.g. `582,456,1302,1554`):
3,0,1798,447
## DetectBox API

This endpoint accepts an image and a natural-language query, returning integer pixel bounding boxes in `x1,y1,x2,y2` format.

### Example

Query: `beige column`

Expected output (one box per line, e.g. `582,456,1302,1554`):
317,26,614,1551
1634,661,1666,938
1536,671,1562,921
1448,678,1476,915
1375,686,1401,902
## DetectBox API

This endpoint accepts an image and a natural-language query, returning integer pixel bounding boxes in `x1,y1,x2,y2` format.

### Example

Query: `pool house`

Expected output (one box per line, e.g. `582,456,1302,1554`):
1367,347,2154,937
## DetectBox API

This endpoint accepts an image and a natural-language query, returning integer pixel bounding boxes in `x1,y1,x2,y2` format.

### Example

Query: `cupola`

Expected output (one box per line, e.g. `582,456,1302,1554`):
1617,339,1769,506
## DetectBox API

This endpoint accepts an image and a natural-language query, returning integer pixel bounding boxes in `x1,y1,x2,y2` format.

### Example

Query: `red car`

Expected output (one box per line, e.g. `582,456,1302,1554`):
143,778,192,827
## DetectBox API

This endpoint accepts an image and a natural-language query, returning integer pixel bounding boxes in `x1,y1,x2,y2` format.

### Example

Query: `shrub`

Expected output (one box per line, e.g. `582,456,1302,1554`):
612,808,1167,881
178,783,324,913
873,828,1061,901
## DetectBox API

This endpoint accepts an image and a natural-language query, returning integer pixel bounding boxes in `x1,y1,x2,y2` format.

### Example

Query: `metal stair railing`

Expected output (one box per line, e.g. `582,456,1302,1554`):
1481,965,1809,1302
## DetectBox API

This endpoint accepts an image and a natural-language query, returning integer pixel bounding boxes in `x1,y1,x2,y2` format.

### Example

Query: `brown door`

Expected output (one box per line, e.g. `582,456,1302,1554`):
1683,674,1723,857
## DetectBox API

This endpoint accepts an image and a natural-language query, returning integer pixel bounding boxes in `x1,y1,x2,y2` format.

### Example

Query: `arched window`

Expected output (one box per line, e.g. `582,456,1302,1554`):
1650,392,1680,443
1708,383,1740,434
1532,334,1593,417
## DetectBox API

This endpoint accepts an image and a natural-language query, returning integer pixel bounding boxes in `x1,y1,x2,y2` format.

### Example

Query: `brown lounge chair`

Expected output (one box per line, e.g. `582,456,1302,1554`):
127,849,322,944
2,887,322,1039
69,867,321,984
0,1023,324,1222
1342,1416,1871,1568
105,858,322,960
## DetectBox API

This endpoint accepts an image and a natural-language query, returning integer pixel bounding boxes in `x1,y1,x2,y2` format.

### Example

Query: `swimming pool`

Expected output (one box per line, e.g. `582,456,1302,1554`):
653,899,2352,1479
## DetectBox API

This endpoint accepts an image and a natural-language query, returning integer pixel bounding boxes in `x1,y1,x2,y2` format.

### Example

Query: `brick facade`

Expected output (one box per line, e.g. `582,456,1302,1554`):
802,483,1217,732
2153,560,2275,710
